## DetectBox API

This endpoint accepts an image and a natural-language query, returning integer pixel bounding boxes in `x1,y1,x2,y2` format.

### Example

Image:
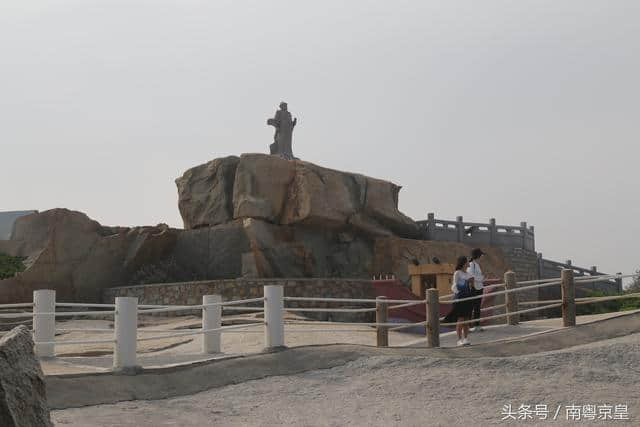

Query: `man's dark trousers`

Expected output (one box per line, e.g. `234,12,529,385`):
471,288,483,327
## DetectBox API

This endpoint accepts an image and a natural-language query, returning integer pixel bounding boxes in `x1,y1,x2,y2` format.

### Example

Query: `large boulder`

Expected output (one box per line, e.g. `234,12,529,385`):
0,325,52,427
175,156,240,229
0,209,178,303
177,153,421,239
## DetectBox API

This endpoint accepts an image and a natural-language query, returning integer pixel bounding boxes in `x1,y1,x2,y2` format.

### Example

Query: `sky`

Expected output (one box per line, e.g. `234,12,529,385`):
1,1,639,280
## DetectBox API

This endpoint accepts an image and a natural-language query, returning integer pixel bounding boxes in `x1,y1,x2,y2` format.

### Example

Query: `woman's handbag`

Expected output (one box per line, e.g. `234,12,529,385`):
456,279,473,299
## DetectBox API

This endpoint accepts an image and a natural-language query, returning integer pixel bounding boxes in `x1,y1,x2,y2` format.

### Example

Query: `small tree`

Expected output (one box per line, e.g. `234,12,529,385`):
0,252,26,280
627,268,640,293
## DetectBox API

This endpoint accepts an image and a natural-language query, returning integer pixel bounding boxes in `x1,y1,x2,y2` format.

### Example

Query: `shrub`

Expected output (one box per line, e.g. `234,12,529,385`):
0,252,26,280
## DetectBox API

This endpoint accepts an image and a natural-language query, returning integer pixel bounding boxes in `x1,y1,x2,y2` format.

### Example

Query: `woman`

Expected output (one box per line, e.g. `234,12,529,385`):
444,255,475,346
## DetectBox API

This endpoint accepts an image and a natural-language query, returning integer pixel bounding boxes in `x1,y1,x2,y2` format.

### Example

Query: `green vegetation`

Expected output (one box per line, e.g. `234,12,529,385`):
576,284,640,316
0,252,26,280
626,268,640,293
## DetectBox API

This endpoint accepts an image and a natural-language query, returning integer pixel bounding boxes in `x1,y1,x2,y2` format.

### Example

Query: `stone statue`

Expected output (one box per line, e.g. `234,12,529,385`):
267,102,297,160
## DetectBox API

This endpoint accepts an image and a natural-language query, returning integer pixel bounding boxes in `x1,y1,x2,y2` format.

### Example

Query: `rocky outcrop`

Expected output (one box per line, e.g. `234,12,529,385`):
0,211,38,240
0,325,52,427
176,156,240,229
167,218,373,281
0,209,177,303
176,154,421,239
373,238,510,284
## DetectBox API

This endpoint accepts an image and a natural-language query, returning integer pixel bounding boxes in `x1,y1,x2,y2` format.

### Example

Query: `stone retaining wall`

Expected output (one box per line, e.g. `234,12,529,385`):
102,278,377,321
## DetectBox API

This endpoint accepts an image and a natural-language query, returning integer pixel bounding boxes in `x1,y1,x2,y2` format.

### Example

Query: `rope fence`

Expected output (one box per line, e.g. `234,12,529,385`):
0,268,635,370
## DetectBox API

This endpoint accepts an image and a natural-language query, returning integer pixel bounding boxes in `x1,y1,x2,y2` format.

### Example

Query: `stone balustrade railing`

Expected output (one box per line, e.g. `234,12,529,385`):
416,213,535,251
537,255,622,293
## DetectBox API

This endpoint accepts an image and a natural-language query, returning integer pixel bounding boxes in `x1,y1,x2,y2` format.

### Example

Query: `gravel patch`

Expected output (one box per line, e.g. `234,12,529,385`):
52,333,639,426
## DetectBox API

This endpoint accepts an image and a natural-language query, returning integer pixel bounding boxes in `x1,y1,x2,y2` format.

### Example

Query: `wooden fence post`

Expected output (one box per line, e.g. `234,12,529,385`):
615,272,623,293
376,296,389,347
561,269,576,327
504,271,519,325
426,288,440,348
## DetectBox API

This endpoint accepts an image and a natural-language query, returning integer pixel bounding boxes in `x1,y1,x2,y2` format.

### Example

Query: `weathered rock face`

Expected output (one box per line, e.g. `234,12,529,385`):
176,153,421,239
0,325,52,427
0,209,177,303
372,238,510,284
175,156,240,229
166,218,372,281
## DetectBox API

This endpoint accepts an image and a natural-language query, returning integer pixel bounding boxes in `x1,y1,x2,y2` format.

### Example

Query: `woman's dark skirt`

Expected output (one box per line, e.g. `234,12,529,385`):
443,299,474,323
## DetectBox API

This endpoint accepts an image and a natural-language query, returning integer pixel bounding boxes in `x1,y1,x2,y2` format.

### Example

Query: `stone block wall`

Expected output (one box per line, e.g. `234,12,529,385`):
102,278,377,321
501,247,546,319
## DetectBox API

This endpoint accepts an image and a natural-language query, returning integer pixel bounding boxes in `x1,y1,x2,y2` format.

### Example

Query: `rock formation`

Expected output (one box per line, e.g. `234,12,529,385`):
0,209,176,303
0,210,37,240
0,154,514,304
0,325,52,427
176,153,421,238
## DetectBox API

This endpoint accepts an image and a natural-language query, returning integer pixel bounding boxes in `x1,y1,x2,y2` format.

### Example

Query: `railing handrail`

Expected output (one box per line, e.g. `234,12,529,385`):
20,270,639,371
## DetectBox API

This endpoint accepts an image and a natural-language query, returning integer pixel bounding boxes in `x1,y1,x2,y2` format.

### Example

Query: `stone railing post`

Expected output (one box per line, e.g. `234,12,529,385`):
561,269,576,327
529,225,535,251
114,297,139,372
456,216,464,242
202,294,222,354
264,285,284,349
427,212,436,239
489,218,496,246
376,296,389,347
426,288,440,348
536,252,543,280
504,271,519,325
33,289,56,358
520,222,527,249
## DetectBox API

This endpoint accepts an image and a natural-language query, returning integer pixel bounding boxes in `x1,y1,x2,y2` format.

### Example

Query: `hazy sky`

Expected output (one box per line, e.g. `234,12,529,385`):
2,1,639,279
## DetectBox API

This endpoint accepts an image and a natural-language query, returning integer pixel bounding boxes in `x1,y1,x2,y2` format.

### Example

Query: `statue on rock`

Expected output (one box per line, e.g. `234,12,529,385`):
267,101,297,160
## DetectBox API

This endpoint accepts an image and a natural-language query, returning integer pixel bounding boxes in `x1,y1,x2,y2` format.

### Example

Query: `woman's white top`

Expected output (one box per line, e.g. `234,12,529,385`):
467,261,485,290
451,270,472,294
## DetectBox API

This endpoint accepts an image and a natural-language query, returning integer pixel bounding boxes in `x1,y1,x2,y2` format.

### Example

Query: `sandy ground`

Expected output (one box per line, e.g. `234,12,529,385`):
42,315,556,375
43,310,637,375
52,332,639,426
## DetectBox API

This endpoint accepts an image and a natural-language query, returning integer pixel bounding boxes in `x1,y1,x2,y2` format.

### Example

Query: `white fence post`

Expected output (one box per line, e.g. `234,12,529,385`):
113,297,139,373
202,294,222,354
264,285,284,349
33,289,56,358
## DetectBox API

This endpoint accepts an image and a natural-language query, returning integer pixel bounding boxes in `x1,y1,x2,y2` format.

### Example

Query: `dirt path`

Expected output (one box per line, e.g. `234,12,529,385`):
52,332,639,426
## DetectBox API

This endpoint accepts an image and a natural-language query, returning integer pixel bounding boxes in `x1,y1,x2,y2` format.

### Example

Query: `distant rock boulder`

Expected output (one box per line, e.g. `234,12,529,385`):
176,153,421,239
0,209,177,303
0,325,52,427
0,210,37,240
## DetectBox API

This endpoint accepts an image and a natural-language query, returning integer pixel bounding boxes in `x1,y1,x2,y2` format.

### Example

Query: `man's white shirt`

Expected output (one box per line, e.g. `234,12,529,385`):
467,261,484,290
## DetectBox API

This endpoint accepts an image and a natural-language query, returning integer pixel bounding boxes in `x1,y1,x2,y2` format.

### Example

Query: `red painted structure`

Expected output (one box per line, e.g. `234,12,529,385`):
371,278,503,325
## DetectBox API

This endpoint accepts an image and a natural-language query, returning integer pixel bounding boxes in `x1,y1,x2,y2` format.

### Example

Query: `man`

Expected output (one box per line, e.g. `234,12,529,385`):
467,248,485,332
267,102,297,159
